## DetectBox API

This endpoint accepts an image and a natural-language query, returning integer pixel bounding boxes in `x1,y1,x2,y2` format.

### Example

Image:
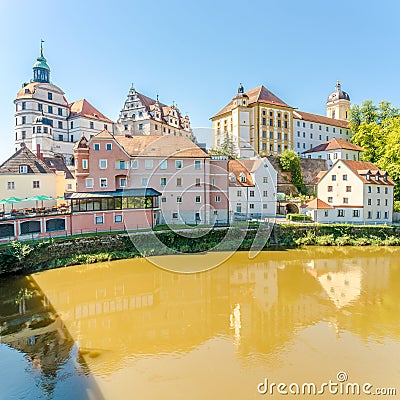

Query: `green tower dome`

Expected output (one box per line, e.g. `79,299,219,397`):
33,40,50,83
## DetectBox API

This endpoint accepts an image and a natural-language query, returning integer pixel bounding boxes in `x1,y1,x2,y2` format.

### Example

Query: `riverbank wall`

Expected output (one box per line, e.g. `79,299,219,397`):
1,224,400,275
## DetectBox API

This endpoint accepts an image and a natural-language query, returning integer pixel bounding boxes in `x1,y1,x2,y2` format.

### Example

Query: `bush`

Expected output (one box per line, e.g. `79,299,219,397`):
287,214,312,222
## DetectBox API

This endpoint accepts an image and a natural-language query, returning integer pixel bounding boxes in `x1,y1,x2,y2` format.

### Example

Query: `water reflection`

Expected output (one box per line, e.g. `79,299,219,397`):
1,247,400,399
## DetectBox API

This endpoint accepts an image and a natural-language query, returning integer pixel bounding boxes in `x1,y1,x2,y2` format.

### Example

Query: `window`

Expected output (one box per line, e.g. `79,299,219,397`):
249,203,255,209
131,159,138,169
384,211,389,219
195,196,201,203
331,175,336,181
116,160,127,170
368,198,372,205
368,186,372,193
99,159,107,169
376,211,381,219
177,196,182,203
21,131,26,140
385,187,388,194
106,143,112,151
141,178,148,187
345,186,352,192
104,124,108,130
94,143,100,151
22,116,26,125
7,182,15,190
176,178,182,186
263,203,268,209
38,103,43,112
145,160,153,169
215,196,221,203
212,179,215,186
100,178,108,188
85,178,94,188
195,178,201,186
58,121,63,129
90,121,94,129
138,124,143,130
263,176,268,183
277,120,281,128
59,134,64,141
249,190,255,197
377,199,381,206
366,174,370,181
161,197,167,203
19,165,28,174
263,190,268,197
337,209,344,217
48,105,53,114
262,118,266,125
343,197,348,204
385,199,388,206
48,92,53,100
119,178,127,187
161,177,167,186
82,159,88,169
58,108,62,116
353,210,360,217
324,210,329,217
269,119,273,126
240,173,246,183
70,121,74,129
114,215,123,223
159,160,167,169
172,212,178,219
37,127,41,133
328,197,333,203
343,174,348,180
95,216,104,224
194,160,201,169
262,131,267,138
377,187,380,194
236,203,242,213
175,160,183,169
237,190,242,197
328,186,333,192
297,121,300,127
367,211,372,219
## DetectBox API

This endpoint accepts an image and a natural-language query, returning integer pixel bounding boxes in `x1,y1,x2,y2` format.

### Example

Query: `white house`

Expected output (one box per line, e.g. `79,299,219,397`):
302,138,363,168
305,160,394,224
228,158,277,221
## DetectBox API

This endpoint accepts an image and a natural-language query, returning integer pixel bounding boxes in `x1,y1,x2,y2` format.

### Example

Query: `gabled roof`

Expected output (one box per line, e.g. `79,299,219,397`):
212,85,292,119
228,160,255,187
294,110,350,129
305,198,333,209
0,145,54,175
69,99,114,123
312,170,327,185
43,156,74,180
94,133,208,158
340,160,394,186
303,138,363,154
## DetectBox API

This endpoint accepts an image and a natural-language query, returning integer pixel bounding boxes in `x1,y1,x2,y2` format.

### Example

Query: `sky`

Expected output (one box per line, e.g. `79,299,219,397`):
0,0,400,162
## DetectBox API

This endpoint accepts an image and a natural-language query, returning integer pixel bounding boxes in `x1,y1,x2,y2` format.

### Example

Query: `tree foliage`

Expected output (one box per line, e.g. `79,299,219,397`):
350,101,400,199
211,132,237,159
279,150,303,190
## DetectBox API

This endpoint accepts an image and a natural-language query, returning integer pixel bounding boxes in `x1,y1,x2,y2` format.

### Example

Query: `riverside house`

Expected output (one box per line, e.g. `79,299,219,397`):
304,160,394,224
74,130,229,226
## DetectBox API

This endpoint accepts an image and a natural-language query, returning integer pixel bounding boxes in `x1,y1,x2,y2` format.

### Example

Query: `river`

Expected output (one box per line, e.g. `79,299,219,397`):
0,247,399,399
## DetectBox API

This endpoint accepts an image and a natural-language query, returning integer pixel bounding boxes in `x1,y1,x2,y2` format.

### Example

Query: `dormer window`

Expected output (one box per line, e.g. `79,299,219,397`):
366,174,370,180
375,174,379,181
229,173,236,183
19,165,28,174
383,175,388,182
240,173,246,183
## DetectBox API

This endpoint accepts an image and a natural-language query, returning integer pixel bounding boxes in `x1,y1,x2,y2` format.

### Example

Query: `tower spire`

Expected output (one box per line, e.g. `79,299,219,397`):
40,39,45,58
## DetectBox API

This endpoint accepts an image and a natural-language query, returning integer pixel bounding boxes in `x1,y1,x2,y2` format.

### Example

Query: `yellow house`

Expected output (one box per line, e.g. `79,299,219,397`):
211,84,294,158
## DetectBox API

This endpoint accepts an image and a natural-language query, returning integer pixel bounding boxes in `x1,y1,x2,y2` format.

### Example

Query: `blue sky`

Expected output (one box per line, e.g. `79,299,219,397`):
0,0,399,162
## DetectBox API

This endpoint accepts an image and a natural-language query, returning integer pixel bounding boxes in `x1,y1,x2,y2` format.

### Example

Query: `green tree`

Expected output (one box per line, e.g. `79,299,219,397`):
211,132,237,159
279,150,303,191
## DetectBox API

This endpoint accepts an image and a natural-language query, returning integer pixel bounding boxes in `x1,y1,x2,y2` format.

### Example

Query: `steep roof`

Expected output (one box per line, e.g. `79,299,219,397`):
212,85,291,119
43,156,74,179
294,110,350,129
340,160,395,186
303,138,363,154
228,160,255,187
94,132,208,158
305,198,333,209
0,146,54,175
69,99,114,123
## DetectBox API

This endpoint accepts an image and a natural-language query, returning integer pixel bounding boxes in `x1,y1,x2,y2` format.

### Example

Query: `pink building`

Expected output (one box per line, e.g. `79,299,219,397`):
74,131,229,226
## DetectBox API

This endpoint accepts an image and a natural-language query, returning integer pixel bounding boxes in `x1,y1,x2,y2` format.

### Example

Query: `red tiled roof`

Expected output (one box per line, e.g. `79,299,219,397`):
304,138,363,154
212,85,292,118
294,110,350,129
69,99,113,123
228,160,255,187
311,170,327,185
341,160,395,186
305,198,333,209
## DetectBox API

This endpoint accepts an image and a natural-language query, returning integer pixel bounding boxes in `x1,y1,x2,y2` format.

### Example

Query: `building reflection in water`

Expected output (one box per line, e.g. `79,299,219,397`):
1,247,399,399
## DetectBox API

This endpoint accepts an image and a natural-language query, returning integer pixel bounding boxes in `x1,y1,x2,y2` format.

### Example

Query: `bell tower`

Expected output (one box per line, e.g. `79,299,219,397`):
326,80,351,121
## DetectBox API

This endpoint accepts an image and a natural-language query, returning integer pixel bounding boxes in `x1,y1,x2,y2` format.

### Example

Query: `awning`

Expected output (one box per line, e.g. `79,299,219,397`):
69,188,161,199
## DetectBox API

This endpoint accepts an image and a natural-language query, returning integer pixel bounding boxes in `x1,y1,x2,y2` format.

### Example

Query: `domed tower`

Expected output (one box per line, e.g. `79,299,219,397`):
326,80,351,121
233,83,249,107
33,40,50,83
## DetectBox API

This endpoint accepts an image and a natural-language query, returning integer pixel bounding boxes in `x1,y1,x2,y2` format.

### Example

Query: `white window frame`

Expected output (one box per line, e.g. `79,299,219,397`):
85,178,94,188
114,214,123,223
175,160,183,169
99,178,108,188
145,160,153,169
106,143,112,151
195,196,201,203
99,159,107,169
131,159,138,169
95,215,104,225
194,160,201,170
159,160,168,169
119,178,127,187
19,165,28,174
215,196,221,203
82,159,88,169
93,143,100,151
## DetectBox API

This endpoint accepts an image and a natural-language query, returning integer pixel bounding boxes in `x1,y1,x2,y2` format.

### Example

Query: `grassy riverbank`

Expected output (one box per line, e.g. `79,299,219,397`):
1,223,400,275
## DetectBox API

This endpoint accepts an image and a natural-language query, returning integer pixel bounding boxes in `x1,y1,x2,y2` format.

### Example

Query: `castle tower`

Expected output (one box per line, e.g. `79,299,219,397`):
326,80,351,121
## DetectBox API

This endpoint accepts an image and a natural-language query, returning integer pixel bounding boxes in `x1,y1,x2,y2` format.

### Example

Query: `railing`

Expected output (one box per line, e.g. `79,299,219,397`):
0,208,70,221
